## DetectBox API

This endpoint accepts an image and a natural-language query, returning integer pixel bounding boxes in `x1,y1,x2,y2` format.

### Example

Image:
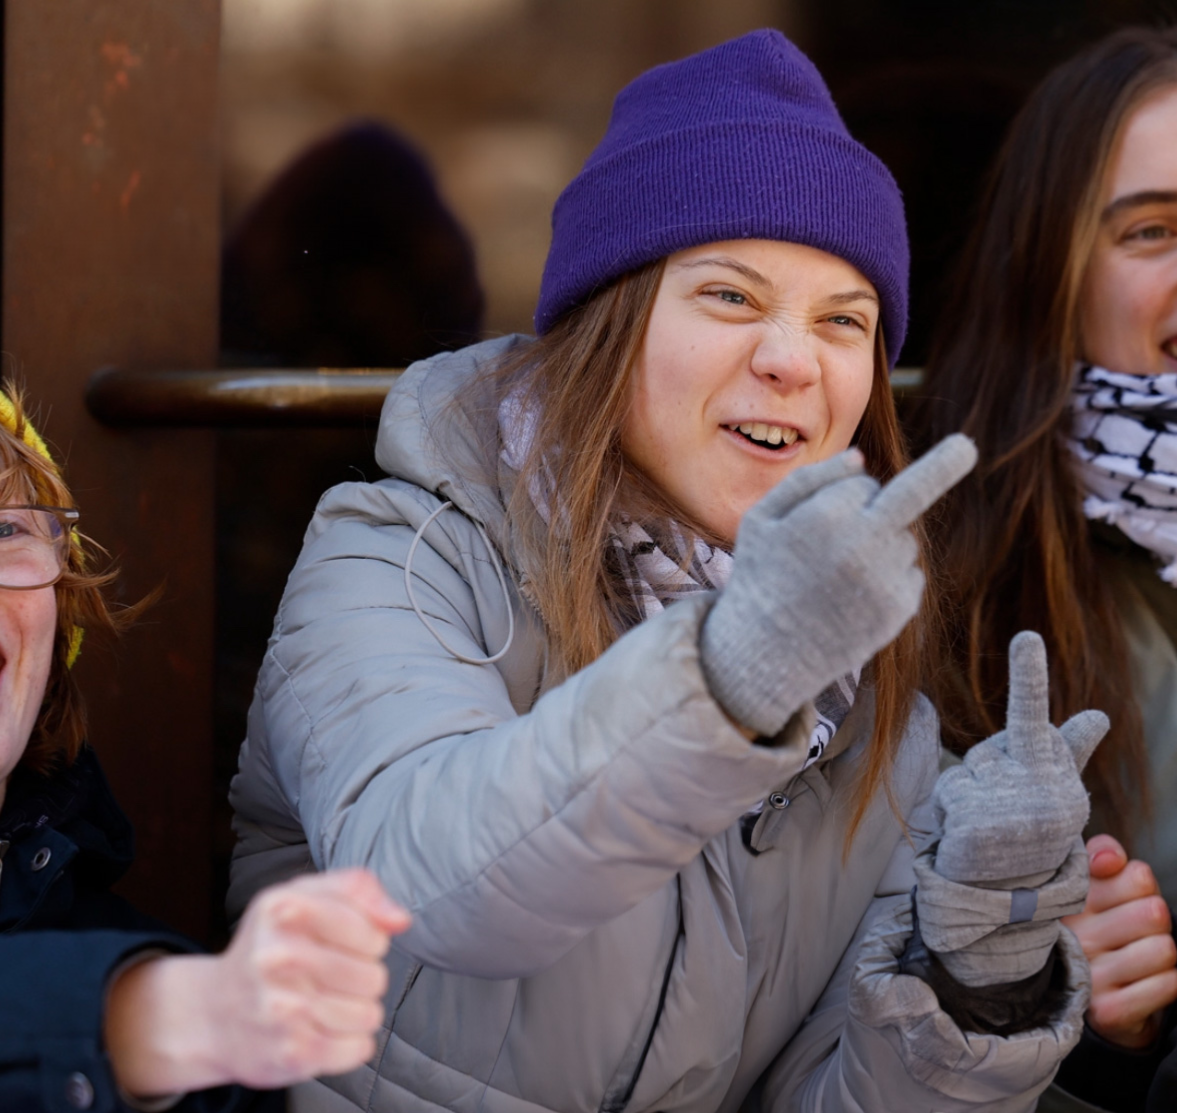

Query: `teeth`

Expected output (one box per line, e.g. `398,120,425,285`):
733,422,798,447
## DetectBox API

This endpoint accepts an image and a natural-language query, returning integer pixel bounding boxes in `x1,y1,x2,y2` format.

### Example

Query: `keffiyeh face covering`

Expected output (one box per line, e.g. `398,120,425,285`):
1068,363,1177,584
499,390,856,769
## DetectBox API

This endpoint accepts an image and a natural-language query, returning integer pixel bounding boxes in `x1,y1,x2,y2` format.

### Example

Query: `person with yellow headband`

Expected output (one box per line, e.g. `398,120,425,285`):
0,389,409,1112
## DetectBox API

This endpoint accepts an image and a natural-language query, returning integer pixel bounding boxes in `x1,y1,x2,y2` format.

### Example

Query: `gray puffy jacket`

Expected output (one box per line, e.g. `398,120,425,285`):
229,337,1088,1113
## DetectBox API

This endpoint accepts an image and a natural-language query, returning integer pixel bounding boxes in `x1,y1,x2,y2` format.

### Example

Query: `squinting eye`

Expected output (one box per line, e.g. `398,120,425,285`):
716,290,747,305
0,521,18,540
827,314,863,329
1128,225,1173,241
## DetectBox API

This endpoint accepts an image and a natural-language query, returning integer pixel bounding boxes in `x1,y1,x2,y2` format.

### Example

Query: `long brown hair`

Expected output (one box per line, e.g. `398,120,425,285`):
0,388,143,775
908,26,1177,842
485,259,925,836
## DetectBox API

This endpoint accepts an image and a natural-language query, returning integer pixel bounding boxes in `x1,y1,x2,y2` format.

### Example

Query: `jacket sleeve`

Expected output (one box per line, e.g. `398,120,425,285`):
0,930,265,1113
229,480,816,979
753,796,1090,1113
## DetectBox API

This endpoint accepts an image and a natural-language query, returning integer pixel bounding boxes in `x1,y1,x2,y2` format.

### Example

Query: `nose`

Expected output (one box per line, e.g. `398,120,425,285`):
749,322,821,390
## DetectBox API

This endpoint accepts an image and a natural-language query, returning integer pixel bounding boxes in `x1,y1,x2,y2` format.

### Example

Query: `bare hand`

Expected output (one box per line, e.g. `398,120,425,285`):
105,868,410,1097
1062,835,1177,1049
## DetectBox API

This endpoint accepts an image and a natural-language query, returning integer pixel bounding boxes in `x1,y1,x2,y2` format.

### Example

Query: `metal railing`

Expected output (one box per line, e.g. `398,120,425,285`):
87,366,924,428
86,367,404,427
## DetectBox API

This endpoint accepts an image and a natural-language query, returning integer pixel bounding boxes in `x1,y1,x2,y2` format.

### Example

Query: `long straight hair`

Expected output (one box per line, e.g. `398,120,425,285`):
485,260,927,839
908,27,1177,842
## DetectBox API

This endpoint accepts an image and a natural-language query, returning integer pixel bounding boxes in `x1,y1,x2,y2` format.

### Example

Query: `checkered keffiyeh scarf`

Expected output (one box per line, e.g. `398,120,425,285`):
500,390,856,769
1069,364,1177,585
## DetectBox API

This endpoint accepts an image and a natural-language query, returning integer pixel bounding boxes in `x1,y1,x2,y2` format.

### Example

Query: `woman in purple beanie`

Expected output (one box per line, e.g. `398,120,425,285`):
231,29,1100,1112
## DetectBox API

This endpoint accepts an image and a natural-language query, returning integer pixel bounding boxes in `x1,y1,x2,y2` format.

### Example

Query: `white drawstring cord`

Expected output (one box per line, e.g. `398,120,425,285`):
403,500,515,665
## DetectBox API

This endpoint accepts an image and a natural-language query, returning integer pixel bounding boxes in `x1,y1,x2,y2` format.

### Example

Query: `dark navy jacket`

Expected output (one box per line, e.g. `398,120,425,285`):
0,746,276,1113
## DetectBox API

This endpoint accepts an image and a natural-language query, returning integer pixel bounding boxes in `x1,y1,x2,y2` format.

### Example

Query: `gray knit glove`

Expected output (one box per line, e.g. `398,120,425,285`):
915,631,1109,987
700,434,977,738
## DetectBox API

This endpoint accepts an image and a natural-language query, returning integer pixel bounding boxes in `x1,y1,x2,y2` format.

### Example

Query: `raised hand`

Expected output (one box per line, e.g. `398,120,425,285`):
701,433,977,738
1063,835,1177,1048
105,869,409,1098
934,631,1107,884
916,632,1110,986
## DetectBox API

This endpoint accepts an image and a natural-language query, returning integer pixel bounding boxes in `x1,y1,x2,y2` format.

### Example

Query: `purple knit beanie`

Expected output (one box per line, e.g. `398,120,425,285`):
535,29,909,364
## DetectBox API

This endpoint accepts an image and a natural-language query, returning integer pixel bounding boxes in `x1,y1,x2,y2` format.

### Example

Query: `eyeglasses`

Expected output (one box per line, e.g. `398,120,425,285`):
0,506,79,590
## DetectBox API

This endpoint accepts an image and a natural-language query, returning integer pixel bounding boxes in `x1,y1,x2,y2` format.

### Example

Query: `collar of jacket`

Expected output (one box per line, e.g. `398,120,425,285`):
0,746,135,931
375,335,538,577
746,690,877,855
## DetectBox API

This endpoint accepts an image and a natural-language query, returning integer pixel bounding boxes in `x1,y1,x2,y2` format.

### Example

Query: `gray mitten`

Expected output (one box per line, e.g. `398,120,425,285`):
916,631,1109,987
700,434,977,738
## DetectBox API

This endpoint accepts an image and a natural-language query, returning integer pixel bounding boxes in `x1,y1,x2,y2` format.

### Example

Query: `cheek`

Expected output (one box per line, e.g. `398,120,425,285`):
830,358,877,448
624,343,696,471
621,377,659,472
25,594,57,695
1078,251,1144,365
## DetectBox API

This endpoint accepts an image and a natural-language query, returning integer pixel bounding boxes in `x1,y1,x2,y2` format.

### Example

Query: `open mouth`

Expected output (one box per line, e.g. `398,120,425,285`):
725,422,800,451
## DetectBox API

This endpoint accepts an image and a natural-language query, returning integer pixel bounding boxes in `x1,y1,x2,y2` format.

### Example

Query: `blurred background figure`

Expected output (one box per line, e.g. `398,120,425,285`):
221,120,483,368
215,121,483,942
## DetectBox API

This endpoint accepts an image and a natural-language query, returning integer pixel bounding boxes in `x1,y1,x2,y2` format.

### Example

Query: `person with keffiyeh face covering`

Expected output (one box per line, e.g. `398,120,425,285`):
230,29,1105,1113
907,25,1177,1113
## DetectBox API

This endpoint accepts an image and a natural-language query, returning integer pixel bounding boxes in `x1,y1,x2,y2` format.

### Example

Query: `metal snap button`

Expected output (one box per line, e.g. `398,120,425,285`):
768,792,789,810
64,1071,94,1109
31,847,52,871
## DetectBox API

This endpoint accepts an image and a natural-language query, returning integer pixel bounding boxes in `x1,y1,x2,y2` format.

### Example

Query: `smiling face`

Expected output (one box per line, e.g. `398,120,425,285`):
621,239,878,546
1079,83,1177,376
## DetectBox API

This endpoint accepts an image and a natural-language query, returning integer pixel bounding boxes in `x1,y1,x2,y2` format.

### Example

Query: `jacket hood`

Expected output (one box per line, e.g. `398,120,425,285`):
375,335,530,553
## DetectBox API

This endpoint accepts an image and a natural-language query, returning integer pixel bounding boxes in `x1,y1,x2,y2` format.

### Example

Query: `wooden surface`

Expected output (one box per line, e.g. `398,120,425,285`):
3,0,222,940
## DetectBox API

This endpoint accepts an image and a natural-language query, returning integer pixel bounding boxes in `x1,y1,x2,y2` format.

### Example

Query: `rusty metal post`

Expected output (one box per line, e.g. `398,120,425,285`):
3,1,221,938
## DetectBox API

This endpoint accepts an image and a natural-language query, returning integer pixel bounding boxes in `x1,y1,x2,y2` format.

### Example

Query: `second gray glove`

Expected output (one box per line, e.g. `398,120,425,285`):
700,434,977,738
915,630,1109,986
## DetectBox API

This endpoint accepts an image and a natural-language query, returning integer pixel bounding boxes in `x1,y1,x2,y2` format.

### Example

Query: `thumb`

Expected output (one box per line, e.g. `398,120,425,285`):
1059,709,1109,774
335,868,412,935
749,448,865,521
1086,833,1128,880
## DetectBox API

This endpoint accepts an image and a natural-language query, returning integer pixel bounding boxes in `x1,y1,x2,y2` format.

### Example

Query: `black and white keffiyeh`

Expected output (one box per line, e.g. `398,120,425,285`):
1068,364,1177,584
499,390,857,771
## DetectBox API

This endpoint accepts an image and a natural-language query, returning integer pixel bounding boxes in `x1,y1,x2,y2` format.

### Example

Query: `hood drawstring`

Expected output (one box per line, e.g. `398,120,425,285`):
404,500,515,665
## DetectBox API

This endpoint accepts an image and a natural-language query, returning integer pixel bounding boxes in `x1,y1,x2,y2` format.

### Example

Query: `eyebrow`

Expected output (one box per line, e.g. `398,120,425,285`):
826,289,879,306
672,256,879,304
1102,189,1177,221
673,255,771,285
